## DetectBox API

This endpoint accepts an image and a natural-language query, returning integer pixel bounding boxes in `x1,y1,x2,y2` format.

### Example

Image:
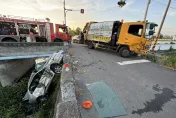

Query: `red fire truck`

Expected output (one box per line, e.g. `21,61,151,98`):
0,14,71,42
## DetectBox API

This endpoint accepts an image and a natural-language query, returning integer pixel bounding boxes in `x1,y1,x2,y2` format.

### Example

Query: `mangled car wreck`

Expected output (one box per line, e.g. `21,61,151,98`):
23,50,64,104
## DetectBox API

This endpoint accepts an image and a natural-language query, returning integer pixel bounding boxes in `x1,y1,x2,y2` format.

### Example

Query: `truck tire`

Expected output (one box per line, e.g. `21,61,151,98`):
119,47,131,58
88,42,94,49
1,38,18,42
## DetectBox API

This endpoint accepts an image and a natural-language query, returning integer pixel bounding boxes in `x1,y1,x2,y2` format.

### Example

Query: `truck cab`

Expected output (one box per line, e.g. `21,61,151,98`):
118,21,157,55
55,24,71,42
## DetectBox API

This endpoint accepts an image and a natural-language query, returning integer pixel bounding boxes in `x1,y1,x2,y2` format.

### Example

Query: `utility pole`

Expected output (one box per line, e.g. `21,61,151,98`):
63,0,83,26
144,0,151,21
63,0,66,25
152,0,171,51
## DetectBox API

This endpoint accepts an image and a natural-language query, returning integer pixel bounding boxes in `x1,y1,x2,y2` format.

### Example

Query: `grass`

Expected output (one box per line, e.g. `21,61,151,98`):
0,72,60,118
0,78,28,118
158,49,176,57
144,51,176,70
160,56,176,70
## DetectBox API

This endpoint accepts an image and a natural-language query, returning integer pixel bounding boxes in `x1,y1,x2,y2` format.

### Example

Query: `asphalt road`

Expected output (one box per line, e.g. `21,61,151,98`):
72,43,176,118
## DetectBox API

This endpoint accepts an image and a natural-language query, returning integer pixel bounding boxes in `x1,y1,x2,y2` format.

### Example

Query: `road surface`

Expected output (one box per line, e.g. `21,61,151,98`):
72,43,176,118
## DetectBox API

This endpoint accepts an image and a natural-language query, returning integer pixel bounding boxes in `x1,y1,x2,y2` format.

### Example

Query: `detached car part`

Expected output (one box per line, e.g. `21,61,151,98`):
23,50,64,104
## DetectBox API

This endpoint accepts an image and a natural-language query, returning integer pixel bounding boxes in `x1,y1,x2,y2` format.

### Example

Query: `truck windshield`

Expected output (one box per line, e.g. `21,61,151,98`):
145,23,155,39
59,27,68,33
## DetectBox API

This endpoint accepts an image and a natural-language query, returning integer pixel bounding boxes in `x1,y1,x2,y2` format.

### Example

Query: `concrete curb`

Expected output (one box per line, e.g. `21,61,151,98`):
54,53,80,118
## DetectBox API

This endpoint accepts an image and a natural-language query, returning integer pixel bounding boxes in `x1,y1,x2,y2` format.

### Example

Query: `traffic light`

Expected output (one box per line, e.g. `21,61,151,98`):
81,9,84,14
117,0,126,7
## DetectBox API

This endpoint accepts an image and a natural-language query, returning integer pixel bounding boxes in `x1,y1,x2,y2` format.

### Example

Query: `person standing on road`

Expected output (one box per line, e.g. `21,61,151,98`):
29,28,36,42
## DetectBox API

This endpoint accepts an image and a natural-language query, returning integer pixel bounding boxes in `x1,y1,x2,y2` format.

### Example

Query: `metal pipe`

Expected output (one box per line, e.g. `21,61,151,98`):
144,0,151,21
152,0,171,51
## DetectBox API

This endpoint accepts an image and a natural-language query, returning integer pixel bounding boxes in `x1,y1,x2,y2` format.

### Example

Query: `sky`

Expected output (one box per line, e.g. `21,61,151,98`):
0,0,176,35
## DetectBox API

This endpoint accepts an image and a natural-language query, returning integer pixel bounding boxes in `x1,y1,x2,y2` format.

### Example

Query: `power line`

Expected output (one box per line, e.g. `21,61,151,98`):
19,0,43,13
19,0,50,18
152,0,176,10
57,0,64,3
70,0,97,7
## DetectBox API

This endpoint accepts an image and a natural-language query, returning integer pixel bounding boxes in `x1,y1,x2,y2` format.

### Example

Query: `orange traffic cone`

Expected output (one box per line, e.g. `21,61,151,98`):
82,100,93,109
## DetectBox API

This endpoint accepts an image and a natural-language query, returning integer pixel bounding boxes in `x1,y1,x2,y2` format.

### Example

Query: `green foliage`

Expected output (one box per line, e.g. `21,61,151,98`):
68,27,82,36
68,29,77,36
144,54,159,63
0,78,28,118
159,34,163,39
0,71,60,118
75,27,81,35
165,56,176,69
144,51,176,69
158,49,176,56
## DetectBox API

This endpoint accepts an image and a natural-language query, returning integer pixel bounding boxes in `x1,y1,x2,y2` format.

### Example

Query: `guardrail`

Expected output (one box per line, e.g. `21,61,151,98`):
0,42,68,60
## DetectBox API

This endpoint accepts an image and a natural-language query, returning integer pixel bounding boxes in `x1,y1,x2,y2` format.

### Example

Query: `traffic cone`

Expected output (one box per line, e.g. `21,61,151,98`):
65,63,70,71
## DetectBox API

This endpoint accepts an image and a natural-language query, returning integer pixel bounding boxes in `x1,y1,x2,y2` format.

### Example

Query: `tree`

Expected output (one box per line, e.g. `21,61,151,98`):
159,34,163,39
75,27,81,35
68,28,76,36
68,27,82,36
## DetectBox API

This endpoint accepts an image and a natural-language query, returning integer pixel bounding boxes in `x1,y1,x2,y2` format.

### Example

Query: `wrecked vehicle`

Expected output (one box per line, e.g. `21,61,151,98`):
23,50,64,104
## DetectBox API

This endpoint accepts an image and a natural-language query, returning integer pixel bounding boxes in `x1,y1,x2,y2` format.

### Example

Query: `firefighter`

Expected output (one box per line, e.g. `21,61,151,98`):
29,28,36,42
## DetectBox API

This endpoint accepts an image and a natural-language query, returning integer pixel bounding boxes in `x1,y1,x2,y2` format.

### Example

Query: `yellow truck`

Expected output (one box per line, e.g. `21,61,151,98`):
83,21,158,57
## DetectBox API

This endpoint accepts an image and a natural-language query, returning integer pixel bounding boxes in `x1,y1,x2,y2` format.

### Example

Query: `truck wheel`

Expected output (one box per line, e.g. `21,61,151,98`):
50,63,62,74
88,42,94,49
119,47,131,58
2,39,18,42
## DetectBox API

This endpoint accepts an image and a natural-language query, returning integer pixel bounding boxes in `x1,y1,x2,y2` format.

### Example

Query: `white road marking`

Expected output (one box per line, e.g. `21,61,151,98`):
117,59,150,65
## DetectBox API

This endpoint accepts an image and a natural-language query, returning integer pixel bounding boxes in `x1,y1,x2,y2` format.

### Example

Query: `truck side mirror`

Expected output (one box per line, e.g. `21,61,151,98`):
149,31,154,35
150,24,158,29
150,24,154,29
